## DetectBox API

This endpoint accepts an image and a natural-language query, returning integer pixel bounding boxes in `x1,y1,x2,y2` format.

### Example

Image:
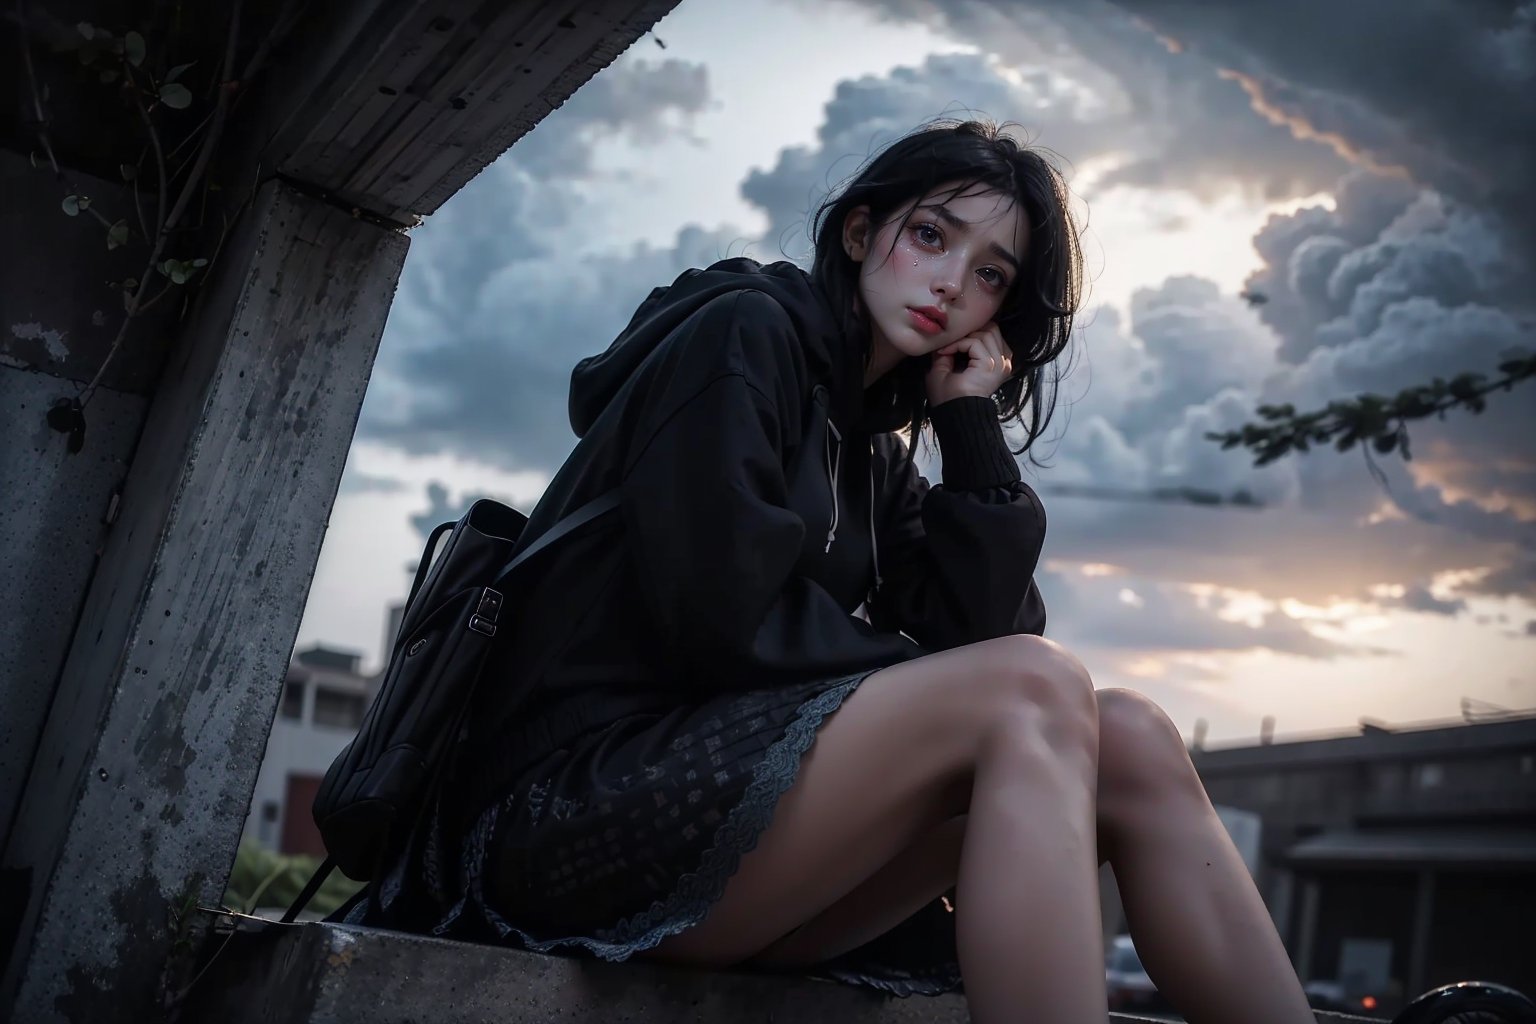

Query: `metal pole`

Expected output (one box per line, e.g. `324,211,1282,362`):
1407,869,1436,995
1295,874,1321,982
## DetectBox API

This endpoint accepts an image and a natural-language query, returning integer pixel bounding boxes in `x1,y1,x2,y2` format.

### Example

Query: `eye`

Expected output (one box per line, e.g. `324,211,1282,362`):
911,222,943,248
978,267,1007,289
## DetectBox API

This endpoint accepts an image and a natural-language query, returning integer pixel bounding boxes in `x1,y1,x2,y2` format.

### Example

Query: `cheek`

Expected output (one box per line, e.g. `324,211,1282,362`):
861,242,917,299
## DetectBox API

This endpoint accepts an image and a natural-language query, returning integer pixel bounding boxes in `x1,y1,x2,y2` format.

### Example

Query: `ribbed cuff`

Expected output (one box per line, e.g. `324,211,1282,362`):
929,396,1021,490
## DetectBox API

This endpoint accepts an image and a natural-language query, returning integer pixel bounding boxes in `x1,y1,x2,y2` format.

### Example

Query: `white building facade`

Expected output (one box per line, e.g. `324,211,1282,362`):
241,646,372,856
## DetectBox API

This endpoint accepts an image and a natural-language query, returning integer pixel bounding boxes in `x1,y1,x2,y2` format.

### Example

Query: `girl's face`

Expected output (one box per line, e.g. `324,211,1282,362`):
844,183,1028,382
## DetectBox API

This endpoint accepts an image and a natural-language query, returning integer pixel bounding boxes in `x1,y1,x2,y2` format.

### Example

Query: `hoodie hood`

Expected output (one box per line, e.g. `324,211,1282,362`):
569,259,853,438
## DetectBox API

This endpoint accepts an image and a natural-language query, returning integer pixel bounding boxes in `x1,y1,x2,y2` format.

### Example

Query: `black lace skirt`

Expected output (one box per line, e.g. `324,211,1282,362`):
360,670,962,996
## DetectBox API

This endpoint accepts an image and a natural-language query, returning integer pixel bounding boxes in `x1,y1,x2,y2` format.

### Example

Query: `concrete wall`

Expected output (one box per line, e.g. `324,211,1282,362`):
2,180,409,1020
0,148,180,843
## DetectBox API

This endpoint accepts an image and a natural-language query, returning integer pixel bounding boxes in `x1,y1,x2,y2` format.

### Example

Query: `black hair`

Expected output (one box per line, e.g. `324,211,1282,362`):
810,119,1083,457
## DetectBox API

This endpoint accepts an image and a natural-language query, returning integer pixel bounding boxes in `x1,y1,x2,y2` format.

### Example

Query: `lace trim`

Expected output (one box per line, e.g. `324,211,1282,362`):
468,672,872,960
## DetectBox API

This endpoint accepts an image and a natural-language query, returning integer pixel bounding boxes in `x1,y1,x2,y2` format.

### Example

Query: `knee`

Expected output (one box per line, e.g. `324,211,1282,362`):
969,635,1098,752
1096,688,1202,798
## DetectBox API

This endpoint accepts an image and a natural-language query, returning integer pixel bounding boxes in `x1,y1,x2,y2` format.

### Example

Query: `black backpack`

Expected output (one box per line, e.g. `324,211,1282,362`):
281,491,618,921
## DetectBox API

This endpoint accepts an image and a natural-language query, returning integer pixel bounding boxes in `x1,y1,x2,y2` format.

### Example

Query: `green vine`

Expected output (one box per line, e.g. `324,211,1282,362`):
1206,352,1536,467
19,0,301,453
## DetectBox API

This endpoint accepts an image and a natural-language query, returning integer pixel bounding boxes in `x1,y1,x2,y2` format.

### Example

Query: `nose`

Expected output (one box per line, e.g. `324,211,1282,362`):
932,265,962,302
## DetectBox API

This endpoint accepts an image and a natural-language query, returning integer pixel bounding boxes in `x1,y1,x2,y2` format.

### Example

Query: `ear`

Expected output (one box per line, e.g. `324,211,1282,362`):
842,205,872,262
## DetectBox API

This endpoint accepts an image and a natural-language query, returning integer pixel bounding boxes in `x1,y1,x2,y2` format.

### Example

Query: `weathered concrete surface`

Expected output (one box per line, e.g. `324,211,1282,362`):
0,372,141,841
180,918,1378,1024
0,149,182,842
0,180,408,1023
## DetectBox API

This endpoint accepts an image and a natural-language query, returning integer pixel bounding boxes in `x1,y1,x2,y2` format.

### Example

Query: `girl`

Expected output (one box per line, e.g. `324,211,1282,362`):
394,120,1315,1024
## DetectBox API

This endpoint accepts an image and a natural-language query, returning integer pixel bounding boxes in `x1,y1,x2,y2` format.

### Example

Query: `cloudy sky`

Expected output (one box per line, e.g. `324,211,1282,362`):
293,0,1536,746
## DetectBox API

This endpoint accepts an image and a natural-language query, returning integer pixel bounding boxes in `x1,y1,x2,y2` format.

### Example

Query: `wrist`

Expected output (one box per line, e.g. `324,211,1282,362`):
929,396,1021,489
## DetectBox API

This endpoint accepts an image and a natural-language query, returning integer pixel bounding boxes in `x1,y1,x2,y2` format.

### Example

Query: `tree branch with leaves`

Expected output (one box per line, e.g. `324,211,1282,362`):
1207,352,1536,467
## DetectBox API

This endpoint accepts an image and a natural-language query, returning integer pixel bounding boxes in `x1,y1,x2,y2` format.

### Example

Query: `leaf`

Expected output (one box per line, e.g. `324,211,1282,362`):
159,83,193,109
125,31,146,67
166,62,195,83
107,220,130,250
63,195,82,216
120,163,138,181
171,266,189,284
158,259,175,278
192,258,208,268
123,277,139,291
77,22,95,40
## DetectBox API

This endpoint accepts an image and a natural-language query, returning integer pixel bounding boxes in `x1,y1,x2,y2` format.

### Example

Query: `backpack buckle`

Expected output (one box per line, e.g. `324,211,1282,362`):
468,587,502,637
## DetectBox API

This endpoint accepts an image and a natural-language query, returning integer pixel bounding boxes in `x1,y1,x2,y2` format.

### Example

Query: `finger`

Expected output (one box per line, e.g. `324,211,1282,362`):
980,330,1011,374
951,335,994,369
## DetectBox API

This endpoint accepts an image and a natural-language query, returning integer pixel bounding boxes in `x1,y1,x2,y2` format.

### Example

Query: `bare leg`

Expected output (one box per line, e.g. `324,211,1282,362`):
646,634,1108,1024
751,816,967,967
1095,689,1314,1024
719,689,1313,1024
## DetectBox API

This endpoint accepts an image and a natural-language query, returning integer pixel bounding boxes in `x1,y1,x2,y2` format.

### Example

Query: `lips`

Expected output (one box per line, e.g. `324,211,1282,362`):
908,306,947,335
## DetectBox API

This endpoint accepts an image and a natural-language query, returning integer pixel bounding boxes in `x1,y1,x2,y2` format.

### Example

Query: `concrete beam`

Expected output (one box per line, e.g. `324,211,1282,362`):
0,148,192,850
0,180,408,1023
180,917,1375,1024
256,0,679,222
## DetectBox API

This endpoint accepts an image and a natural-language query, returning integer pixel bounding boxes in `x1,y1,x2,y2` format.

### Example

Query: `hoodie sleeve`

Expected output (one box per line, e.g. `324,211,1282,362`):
866,396,1048,647
620,291,921,690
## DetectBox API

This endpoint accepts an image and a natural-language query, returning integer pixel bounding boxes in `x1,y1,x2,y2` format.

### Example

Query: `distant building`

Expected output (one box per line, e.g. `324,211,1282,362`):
1191,714,1536,1009
241,646,371,857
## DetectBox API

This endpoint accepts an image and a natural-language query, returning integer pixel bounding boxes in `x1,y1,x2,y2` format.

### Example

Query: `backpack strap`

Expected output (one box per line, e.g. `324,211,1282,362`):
280,856,335,924
501,490,621,579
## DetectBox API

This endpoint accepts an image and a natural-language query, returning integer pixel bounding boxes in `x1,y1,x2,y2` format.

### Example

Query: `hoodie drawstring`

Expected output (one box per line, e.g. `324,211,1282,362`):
824,419,842,553
824,418,884,596
869,446,883,593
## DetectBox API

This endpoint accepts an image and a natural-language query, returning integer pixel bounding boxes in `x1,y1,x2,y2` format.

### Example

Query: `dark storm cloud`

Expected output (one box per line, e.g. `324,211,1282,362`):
742,52,1067,262
820,0,1349,202
362,224,738,474
353,59,721,475
354,10,1532,668
1096,0,1536,260
511,58,710,178
837,2,1536,597
1237,180,1536,589
1032,250,1534,604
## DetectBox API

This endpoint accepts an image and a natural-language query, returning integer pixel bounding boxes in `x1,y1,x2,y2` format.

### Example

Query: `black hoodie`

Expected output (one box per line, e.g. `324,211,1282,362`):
467,258,1047,781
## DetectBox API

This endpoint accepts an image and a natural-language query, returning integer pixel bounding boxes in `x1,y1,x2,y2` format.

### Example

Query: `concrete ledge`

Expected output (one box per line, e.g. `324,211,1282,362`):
180,915,1374,1023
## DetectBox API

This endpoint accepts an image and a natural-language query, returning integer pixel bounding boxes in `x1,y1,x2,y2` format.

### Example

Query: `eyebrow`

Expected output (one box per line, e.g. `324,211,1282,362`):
924,204,1022,273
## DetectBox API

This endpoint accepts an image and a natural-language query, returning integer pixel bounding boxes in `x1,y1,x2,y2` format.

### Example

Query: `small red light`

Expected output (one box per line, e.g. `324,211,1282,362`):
1362,996,1378,1010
